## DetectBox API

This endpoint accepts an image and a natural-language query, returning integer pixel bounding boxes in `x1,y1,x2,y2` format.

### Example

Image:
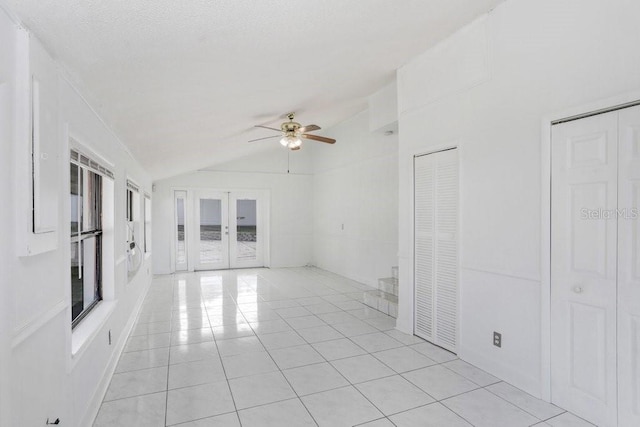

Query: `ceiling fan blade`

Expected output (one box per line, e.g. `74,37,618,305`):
301,133,336,144
248,135,280,143
298,124,321,133
255,125,282,132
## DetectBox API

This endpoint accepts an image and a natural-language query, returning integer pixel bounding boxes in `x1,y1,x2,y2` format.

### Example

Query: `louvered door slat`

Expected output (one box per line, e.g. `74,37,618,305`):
435,150,458,352
414,154,435,341
414,149,458,353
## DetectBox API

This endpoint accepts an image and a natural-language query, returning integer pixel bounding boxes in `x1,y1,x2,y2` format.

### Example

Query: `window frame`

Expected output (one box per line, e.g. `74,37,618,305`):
70,151,110,328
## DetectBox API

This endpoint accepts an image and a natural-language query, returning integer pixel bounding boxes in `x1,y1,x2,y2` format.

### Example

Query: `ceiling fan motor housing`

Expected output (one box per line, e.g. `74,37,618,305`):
281,121,301,134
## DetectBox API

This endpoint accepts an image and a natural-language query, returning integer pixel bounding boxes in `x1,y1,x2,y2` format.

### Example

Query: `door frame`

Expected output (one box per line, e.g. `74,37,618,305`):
170,187,271,272
540,90,640,402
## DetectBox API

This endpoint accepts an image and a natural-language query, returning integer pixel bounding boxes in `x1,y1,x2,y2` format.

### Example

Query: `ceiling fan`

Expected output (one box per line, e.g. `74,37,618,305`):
249,112,336,150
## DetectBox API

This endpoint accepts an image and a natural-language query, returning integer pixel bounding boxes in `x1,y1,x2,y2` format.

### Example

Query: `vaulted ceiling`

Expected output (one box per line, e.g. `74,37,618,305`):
3,0,503,179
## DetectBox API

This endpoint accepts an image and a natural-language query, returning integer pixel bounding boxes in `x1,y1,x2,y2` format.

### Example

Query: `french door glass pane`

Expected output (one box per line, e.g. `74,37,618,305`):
200,199,223,264
176,197,186,265
236,199,257,261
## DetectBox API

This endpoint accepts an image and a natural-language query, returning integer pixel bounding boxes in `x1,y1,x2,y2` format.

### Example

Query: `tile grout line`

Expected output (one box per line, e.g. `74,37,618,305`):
241,315,322,426
163,291,175,427
481,382,566,423
102,268,573,427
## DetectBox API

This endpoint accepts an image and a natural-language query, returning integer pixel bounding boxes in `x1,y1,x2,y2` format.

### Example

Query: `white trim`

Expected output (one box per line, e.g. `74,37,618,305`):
0,2,24,26
11,299,67,348
539,89,640,402
540,118,552,401
460,265,539,284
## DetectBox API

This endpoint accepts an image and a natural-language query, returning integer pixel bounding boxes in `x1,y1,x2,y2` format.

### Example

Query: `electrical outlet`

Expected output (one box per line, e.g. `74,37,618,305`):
493,331,502,348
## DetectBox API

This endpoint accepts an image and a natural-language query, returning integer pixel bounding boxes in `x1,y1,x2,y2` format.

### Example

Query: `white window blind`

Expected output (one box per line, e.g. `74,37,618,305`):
126,179,140,193
70,148,114,180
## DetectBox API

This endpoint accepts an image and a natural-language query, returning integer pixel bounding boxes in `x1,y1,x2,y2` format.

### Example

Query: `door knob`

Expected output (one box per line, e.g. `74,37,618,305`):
573,286,583,294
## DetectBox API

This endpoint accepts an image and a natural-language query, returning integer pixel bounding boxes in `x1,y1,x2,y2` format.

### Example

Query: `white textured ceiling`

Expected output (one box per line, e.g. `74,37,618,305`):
4,0,502,179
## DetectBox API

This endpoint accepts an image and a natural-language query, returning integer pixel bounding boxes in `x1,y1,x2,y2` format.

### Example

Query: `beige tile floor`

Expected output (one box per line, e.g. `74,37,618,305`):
94,267,594,427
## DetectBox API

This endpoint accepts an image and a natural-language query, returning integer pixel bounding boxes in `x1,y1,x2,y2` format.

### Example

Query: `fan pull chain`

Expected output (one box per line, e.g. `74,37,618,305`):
287,149,290,174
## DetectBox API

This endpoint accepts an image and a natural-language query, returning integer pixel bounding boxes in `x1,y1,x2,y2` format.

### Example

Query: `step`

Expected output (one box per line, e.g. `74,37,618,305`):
378,277,398,296
363,289,398,318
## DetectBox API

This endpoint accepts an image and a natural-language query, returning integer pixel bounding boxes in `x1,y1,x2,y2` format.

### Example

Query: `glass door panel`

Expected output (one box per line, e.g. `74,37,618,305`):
195,191,229,270
235,199,257,262
175,191,188,271
230,193,263,269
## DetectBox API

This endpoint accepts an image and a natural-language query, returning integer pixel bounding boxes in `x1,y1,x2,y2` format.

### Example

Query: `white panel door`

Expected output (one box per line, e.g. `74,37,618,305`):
194,191,229,270
551,111,618,427
414,149,458,353
617,105,640,427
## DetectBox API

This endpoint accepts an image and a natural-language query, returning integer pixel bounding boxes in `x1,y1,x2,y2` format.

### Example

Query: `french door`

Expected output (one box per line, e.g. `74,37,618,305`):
551,105,640,427
192,190,264,270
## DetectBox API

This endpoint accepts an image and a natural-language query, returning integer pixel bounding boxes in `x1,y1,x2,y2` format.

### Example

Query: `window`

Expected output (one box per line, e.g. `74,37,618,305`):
126,179,142,276
70,150,111,327
144,194,151,254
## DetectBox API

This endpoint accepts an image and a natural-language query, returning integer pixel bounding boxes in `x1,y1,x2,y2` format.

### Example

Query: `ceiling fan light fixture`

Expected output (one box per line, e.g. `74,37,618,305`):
280,134,302,149
249,113,335,148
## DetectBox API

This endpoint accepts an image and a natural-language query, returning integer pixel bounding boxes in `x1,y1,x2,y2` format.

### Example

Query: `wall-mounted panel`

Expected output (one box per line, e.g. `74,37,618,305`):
15,30,60,255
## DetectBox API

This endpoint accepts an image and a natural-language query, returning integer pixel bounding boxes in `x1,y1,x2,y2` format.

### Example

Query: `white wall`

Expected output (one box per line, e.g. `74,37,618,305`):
397,0,640,397
312,110,399,287
0,9,153,426
0,7,17,426
153,148,314,273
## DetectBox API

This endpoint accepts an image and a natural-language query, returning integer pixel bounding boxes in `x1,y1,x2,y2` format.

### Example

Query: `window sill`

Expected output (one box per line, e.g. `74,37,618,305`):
71,300,117,361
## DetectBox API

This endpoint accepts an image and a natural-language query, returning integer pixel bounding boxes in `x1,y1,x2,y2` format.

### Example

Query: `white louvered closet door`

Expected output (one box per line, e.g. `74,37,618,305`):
414,149,459,353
